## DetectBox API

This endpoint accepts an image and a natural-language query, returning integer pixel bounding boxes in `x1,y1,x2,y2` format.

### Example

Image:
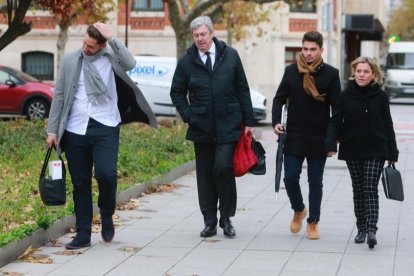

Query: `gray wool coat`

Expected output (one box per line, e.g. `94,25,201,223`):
47,38,157,152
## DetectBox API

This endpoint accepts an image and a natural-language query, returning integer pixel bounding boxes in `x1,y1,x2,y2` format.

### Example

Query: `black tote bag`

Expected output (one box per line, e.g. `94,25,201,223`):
381,164,404,201
249,137,266,175
38,147,67,206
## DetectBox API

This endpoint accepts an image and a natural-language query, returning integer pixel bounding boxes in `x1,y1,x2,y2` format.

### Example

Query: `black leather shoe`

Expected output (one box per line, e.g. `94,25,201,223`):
219,217,236,237
200,224,217,237
101,216,115,242
354,230,366,244
65,235,91,250
367,231,377,249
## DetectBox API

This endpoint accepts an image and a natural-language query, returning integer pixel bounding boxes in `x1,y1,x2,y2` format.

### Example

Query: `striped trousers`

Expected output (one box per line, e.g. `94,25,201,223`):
346,159,385,233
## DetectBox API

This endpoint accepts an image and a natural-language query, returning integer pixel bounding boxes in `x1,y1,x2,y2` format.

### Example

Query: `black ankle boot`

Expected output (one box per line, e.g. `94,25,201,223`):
354,230,366,244
367,231,377,249
101,216,115,242
219,217,236,237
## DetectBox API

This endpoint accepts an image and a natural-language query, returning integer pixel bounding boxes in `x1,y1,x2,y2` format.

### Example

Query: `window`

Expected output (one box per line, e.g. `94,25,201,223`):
284,0,317,13
387,53,414,69
285,47,302,66
132,0,164,11
22,51,54,81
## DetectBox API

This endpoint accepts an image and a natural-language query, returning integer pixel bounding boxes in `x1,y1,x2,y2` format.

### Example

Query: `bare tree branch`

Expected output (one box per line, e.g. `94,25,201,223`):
178,0,189,14
0,0,32,51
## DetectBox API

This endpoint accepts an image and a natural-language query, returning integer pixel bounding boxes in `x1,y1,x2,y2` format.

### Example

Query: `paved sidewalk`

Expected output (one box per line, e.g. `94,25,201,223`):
1,128,413,276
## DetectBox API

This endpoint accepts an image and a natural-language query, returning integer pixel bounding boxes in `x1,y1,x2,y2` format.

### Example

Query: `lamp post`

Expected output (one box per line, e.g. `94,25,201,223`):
326,0,333,64
125,0,129,48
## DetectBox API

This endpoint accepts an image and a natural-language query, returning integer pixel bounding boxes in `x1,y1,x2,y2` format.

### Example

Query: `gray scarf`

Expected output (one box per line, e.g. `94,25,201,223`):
82,48,110,105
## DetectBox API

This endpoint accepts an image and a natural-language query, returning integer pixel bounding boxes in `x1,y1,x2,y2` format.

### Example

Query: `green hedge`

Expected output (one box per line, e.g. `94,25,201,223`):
0,119,194,247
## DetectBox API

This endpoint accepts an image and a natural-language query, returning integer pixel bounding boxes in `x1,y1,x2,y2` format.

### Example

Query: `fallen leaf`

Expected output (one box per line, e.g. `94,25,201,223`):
118,246,140,252
54,250,83,256
92,214,101,224
130,198,139,204
18,245,38,260
204,239,220,243
158,183,177,192
20,253,53,264
44,239,62,247
92,224,101,233
128,215,148,220
67,227,76,234
117,198,140,210
0,271,25,276
145,183,177,194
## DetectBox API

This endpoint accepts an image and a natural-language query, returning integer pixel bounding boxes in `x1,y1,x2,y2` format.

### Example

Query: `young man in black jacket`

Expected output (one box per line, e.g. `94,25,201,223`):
170,16,255,238
272,31,341,240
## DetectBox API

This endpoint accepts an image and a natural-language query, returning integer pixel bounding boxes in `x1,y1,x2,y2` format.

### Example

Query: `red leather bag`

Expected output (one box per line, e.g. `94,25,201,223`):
233,126,258,177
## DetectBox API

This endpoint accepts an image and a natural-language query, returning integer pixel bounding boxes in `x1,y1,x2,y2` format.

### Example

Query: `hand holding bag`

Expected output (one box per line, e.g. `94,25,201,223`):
381,163,404,201
39,147,67,206
233,126,257,177
249,137,266,175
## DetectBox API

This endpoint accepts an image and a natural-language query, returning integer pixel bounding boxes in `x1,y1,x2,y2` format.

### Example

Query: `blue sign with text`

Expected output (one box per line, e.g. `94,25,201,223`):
128,64,169,78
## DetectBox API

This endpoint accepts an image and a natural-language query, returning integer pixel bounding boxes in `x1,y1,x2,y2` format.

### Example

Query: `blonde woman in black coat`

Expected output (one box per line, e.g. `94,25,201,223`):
325,56,399,249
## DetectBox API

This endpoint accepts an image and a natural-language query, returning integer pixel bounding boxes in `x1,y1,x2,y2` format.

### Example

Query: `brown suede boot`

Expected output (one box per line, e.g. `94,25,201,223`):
306,222,320,240
290,208,308,233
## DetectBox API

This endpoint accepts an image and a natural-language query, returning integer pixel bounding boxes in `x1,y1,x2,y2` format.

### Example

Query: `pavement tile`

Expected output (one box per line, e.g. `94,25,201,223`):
337,254,394,276
281,251,343,275
223,249,292,275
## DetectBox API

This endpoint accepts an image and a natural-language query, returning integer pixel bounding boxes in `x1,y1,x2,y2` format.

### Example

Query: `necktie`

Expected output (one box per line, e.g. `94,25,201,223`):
205,51,212,72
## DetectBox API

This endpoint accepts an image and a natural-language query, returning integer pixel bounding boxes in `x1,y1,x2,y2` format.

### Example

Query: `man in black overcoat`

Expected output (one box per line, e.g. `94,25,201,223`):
170,16,255,238
272,31,341,240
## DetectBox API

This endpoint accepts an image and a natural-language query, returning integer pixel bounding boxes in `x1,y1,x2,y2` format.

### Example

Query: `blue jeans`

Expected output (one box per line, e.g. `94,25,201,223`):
284,154,326,223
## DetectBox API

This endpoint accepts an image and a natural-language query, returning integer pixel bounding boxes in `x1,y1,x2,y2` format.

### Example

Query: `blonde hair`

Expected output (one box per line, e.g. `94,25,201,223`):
349,56,384,85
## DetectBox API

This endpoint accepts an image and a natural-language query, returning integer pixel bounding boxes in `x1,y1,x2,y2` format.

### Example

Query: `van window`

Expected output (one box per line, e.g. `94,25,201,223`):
387,53,414,69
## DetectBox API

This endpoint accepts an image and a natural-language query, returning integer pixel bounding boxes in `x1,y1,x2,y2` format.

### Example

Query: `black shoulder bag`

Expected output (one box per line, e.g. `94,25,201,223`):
249,137,266,175
38,147,67,206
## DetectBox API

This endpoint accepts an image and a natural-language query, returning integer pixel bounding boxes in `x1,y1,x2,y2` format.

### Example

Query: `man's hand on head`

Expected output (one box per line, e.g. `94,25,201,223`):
93,22,113,41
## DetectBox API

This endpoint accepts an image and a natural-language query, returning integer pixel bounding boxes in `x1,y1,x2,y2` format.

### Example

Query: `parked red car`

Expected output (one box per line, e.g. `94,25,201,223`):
0,65,54,119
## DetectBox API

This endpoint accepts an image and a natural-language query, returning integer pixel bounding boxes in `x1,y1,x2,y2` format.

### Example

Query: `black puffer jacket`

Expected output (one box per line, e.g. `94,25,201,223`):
170,38,254,143
272,62,341,158
325,81,399,161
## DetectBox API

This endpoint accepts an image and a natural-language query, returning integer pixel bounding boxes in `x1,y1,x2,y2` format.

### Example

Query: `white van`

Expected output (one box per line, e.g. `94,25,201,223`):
127,56,267,122
384,42,414,98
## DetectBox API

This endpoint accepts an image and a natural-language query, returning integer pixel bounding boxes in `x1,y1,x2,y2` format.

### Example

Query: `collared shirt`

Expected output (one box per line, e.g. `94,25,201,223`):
66,55,120,135
199,43,216,69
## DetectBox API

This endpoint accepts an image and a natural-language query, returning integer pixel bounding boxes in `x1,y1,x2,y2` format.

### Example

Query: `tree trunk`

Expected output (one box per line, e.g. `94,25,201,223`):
56,25,69,73
176,30,192,58
226,16,233,46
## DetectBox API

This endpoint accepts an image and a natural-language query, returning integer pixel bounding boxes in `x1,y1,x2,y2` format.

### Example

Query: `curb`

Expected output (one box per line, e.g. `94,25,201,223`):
0,160,195,268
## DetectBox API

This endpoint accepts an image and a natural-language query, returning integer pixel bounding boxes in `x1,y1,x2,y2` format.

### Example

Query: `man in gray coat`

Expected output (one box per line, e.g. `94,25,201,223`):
46,22,157,249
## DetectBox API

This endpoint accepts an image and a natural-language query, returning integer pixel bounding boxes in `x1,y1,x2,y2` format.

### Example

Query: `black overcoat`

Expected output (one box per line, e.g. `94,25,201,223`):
272,62,341,158
325,81,399,161
170,38,254,143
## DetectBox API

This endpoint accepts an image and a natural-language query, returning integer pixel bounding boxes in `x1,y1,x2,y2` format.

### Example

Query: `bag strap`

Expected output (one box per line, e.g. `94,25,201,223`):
40,146,66,178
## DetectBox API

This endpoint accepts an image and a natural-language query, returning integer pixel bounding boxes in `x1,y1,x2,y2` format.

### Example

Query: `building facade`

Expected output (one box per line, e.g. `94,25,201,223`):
0,0,388,114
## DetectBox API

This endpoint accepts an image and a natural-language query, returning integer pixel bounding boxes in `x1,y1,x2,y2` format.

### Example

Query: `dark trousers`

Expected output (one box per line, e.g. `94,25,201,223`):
284,154,326,223
346,159,384,233
194,142,237,226
62,118,120,237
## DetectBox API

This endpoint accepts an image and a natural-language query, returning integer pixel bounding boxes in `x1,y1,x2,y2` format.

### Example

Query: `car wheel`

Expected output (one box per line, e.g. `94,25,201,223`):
25,98,49,120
